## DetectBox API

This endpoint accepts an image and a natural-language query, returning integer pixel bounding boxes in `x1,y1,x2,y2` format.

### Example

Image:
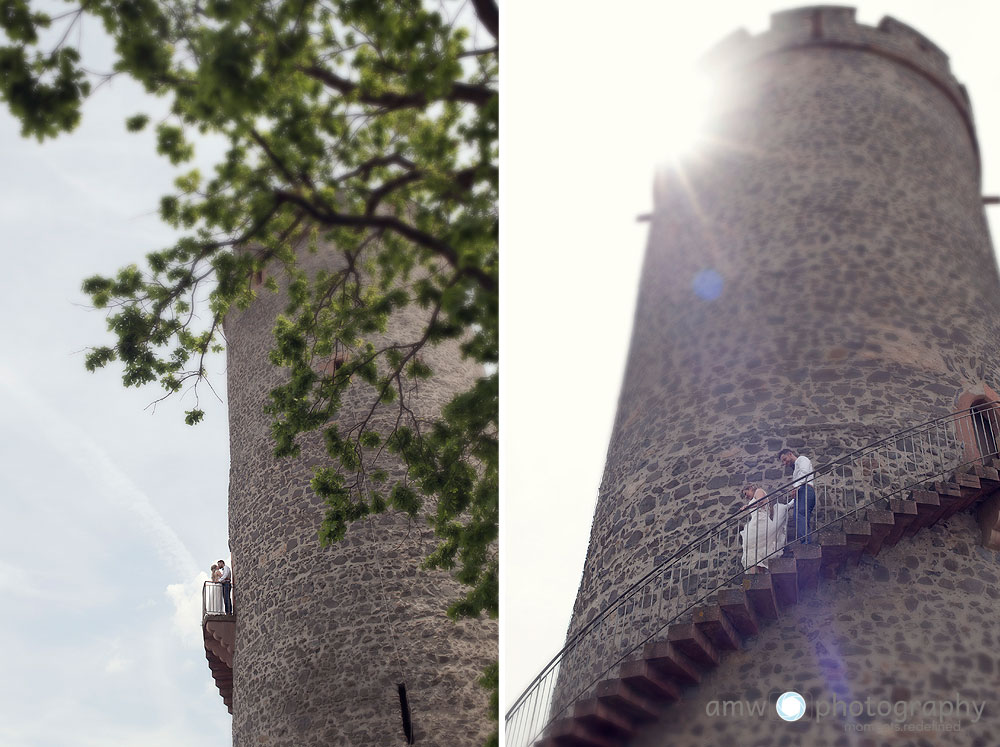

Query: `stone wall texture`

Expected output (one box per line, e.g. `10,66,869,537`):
558,2,1000,732
632,510,1000,746
226,240,496,745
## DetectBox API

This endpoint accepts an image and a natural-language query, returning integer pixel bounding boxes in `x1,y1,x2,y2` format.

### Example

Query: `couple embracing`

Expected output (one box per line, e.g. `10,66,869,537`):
210,559,233,615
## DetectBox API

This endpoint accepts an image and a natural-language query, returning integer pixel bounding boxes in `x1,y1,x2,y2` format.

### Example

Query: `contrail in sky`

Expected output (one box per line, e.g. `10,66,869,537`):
0,365,200,579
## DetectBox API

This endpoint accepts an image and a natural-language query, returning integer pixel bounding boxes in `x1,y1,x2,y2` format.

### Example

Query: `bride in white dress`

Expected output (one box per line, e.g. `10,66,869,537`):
206,564,224,614
739,484,790,572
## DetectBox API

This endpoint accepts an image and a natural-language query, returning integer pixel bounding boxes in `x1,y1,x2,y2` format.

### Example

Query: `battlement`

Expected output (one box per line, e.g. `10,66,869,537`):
702,6,972,128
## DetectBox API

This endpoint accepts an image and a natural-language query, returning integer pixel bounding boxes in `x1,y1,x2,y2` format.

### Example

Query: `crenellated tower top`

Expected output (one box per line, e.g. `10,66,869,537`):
701,5,978,170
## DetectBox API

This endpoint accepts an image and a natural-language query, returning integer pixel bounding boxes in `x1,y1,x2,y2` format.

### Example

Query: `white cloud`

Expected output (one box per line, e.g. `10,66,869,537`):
104,655,133,674
0,619,229,747
0,559,44,597
166,572,211,649
101,636,135,674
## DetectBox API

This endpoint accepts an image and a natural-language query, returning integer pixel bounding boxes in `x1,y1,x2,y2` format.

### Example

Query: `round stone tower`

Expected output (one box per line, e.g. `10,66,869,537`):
553,6,1000,745
225,239,495,745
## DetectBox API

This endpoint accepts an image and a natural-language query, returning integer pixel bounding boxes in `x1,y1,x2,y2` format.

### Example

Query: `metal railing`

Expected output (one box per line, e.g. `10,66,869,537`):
505,403,999,747
202,580,235,619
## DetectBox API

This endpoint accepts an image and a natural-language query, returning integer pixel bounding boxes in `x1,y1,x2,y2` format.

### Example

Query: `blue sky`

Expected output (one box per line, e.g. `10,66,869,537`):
0,18,231,745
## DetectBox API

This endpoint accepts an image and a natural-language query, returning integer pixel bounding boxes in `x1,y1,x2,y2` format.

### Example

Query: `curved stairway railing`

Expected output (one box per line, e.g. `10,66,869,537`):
505,403,1000,747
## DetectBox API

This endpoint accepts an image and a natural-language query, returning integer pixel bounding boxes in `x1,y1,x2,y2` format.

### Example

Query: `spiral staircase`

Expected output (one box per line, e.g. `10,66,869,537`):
505,404,1000,747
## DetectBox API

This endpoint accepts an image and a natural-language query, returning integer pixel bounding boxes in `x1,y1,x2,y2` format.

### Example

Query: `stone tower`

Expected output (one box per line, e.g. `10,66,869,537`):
509,6,1000,746
222,239,495,745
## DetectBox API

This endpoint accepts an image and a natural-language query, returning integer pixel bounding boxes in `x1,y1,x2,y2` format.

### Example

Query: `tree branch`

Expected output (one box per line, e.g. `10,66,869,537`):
458,45,498,59
335,153,416,183
273,190,496,292
470,0,499,41
299,65,495,108
365,171,423,216
249,127,301,186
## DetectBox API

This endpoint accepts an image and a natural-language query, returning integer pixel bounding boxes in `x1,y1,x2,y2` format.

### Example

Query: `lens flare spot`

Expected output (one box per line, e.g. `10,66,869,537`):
692,268,723,301
776,691,806,722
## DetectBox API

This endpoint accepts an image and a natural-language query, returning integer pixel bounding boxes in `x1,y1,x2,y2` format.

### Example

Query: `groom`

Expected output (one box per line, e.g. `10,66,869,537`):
217,559,233,615
779,448,816,543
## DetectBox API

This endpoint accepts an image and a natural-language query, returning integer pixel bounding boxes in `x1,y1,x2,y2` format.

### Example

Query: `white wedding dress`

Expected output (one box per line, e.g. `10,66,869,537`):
206,581,225,614
740,495,790,570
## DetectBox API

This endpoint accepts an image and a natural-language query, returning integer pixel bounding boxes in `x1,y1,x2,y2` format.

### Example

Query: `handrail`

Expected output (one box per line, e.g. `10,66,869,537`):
505,403,1000,746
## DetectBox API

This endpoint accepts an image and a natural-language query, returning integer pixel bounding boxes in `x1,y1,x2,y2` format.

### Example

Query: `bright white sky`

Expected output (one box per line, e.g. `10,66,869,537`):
502,0,1000,719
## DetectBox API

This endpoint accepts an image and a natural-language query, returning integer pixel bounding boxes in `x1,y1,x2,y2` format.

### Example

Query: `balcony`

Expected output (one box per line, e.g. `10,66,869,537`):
202,581,235,713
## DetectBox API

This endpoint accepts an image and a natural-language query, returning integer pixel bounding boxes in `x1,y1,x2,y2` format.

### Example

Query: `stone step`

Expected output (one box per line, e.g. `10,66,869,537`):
955,471,981,489
641,640,701,685
572,698,635,740
790,543,822,589
619,659,682,702
691,603,740,651
862,507,894,556
921,485,957,526
742,571,780,620
768,557,799,606
550,657,685,746
930,481,963,524
594,678,663,724
841,519,870,566
951,473,985,514
666,623,720,668
538,461,1000,747
900,491,936,537
715,588,760,637
971,463,1000,487
882,498,917,547
818,530,848,577
542,716,621,747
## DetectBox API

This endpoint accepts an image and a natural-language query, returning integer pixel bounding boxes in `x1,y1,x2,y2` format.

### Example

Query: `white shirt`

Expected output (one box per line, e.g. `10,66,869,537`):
218,565,232,583
791,454,814,489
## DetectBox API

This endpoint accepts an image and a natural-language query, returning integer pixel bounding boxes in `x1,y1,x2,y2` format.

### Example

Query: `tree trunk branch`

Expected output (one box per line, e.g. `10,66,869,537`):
300,65,495,108
273,189,496,292
470,0,499,41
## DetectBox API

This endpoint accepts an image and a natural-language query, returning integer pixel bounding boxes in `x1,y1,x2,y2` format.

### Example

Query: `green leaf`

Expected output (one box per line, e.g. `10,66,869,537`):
125,113,150,131
155,123,194,164
10,1,499,736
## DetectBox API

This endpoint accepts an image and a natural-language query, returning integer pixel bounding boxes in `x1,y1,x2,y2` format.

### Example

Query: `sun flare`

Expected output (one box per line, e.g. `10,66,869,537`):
649,69,714,165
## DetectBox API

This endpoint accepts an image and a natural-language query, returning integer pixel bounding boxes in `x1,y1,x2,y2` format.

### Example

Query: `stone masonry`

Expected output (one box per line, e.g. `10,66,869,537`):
631,510,1000,746
568,6,1000,637
555,5,1000,745
225,238,496,745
